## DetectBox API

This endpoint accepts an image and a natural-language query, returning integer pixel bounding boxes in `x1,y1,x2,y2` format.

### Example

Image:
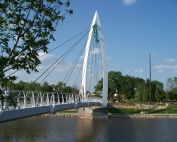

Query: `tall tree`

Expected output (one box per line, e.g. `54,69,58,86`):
135,85,143,101
0,0,73,83
120,75,135,100
108,71,122,99
166,78,173,92
41,81,53,92
0,0,73,107
94,79,103,93
55,81,65,92
94,71,122,100
142,88,148,102
155,88,160,102
166,78,177,101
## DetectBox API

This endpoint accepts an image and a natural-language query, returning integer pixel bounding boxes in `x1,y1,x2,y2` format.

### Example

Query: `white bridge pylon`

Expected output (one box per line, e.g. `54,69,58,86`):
81,11,108,107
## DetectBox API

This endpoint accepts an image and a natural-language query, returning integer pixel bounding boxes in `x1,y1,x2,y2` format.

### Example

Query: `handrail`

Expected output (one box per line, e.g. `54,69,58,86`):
0,91,102,112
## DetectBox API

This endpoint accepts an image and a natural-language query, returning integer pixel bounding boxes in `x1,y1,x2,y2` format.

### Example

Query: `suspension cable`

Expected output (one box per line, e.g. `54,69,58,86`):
39,28,90,58
39,31,89,83
74,59,83,88
63,45,85,86
98,43,103,83
87,37,95,92
5,28,90,78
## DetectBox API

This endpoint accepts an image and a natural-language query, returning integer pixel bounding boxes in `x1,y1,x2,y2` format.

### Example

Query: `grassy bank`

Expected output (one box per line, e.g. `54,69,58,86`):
108,108,177,114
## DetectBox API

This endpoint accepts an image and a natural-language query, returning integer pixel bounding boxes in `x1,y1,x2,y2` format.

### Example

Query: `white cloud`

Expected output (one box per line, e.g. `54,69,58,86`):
158,70,164,73
155,64,177,73
123,0,137,5
79,55,84,59
107,57,111,60
126,70,130,73
164,58,176,63
134,69,143,73
90,48,100,54
155,65,177,70
171,70,177,73
6,52,79,83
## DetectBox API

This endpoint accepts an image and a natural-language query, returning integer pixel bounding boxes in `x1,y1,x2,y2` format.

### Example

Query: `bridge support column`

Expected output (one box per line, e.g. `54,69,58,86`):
78,107,108,119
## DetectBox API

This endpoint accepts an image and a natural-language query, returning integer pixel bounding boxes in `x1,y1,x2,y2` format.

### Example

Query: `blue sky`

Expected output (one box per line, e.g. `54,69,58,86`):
12,0,177,89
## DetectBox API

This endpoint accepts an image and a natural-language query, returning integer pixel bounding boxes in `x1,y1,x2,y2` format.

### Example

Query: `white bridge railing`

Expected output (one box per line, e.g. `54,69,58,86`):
0,90,102,113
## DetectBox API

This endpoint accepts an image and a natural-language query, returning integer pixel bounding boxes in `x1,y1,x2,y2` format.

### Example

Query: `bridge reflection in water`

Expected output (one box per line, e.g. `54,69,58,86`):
0,90,102,123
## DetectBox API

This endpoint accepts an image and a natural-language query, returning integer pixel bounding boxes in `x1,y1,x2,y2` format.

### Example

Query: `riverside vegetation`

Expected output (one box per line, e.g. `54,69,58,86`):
41,102,177,118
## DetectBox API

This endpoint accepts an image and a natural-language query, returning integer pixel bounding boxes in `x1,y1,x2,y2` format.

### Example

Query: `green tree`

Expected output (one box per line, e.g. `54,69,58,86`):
41,81,53,92
151,80,164,100
0,0,73,107
133,77,145,88
166,77,177,101
142,88,148,102
72,84,79,94
14,81,26,90
63,86,72,93
135,85,143,101
155,88,160,102
166,78,173,92
94,78,103,93
120,75,135,100
29,81,41,91
55,81,64,92
108,71,122,99
94,71,122,100
0,0,73,83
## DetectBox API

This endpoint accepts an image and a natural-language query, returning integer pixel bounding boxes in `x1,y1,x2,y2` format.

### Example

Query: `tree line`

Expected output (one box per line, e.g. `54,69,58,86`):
6,81,79,94
5,71,177,102
94,71,177,102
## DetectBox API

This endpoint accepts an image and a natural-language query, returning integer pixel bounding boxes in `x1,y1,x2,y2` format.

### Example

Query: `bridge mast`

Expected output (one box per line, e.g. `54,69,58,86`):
81,11,108,107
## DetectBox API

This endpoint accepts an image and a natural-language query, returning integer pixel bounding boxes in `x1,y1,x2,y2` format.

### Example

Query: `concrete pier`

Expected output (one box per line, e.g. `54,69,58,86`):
78,107,108,119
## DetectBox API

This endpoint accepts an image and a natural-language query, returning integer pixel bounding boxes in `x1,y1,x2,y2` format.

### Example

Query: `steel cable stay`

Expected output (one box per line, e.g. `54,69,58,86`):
87,38,95,92
88,31,104,94
98,44,103,84
73,31,96,89
93,42,102,92
5,28,90,79
74,59,83,88
62,44,85,86
97,29,104,89
39,28,90,58
96,42,103,83
38,31,89,84
92,40,99,91
62,30,94,87
76,30,95,92
86,35,96,92
85,36,102,93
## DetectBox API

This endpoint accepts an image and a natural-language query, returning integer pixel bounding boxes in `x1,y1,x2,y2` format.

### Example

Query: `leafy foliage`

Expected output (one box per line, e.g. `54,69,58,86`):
0,0,73,108
155,88,160,102
94,71,165,102
0,0,73,83
166,77,177,101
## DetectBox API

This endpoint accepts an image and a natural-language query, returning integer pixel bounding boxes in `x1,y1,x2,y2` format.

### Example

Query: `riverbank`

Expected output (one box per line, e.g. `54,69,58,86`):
108,114,177,118
41,113,177,118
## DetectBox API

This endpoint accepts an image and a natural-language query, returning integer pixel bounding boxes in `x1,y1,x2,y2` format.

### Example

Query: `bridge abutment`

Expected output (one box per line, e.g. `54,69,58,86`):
78,107,108,119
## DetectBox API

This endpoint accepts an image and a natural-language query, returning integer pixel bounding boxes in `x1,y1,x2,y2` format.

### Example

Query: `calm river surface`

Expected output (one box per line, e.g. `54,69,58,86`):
0,116,177,142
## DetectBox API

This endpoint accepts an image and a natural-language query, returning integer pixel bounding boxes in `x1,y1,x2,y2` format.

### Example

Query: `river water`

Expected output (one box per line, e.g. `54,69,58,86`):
0,116,177,142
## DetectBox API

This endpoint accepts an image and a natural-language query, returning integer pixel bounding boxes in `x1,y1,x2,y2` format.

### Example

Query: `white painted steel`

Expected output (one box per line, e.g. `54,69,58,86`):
81,11,108,107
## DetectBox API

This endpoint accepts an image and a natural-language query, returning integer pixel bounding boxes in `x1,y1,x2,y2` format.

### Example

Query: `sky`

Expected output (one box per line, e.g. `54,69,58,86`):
8,0,177,89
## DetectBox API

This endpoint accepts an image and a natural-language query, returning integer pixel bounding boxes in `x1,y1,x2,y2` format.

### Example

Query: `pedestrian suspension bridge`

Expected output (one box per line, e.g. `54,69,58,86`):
0,11,108,123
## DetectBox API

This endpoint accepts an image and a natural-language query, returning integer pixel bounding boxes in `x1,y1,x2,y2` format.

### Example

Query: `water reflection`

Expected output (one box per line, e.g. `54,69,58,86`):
0,116,177,142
